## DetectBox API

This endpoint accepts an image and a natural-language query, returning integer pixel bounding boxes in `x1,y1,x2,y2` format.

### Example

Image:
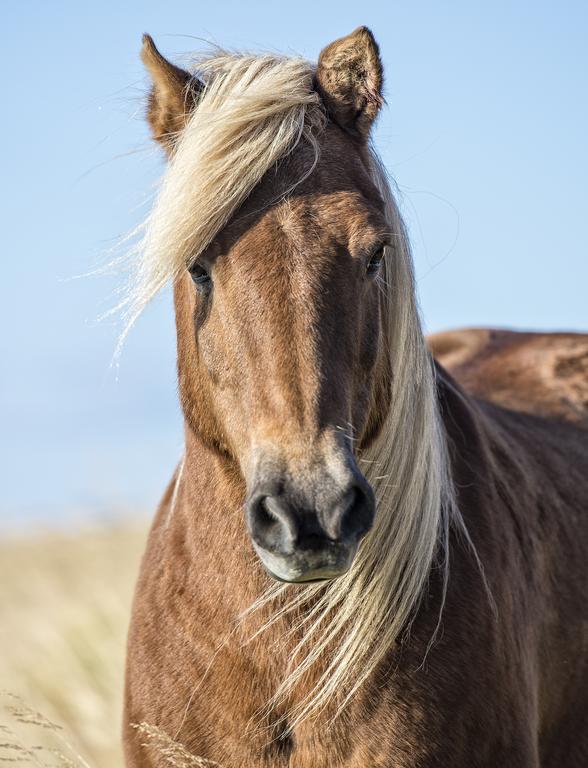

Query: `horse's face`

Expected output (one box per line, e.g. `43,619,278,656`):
145,29,388,582
177,132,389,582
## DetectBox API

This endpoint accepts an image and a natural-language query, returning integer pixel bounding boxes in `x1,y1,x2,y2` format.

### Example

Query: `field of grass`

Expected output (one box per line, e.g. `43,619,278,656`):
0,524,148,767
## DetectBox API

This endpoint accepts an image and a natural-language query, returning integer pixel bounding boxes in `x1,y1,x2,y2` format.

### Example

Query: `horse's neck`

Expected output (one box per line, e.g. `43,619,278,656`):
434,362,538,567
173,427,265,611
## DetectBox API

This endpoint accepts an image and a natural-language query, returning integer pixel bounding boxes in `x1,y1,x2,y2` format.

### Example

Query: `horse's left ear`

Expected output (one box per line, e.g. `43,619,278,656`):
141,34,204,153
315,26,383,140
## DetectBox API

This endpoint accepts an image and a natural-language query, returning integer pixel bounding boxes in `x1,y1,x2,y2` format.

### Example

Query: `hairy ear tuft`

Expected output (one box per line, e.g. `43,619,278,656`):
315,26,383,139
141,34,203,153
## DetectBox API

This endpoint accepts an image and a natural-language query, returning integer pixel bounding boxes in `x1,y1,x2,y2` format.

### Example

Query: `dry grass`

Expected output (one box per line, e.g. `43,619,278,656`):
0,524,147,767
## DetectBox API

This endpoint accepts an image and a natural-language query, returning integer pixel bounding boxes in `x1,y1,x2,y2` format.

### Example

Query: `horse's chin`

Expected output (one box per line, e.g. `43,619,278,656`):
253,543,357,584
265,567,344,584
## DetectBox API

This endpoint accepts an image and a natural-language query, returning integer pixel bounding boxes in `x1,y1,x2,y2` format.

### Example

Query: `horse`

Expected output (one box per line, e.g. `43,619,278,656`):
123,28,588,767
428,328,588,426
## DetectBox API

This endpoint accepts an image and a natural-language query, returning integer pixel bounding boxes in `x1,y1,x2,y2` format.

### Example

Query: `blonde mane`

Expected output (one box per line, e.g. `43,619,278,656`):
133,51,463,728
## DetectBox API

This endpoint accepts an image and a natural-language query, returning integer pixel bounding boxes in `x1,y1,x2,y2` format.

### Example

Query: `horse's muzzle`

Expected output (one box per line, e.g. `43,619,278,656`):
245,465,375,583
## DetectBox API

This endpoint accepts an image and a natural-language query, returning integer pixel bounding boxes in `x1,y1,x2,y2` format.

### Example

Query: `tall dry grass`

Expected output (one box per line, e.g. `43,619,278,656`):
0,524,147,767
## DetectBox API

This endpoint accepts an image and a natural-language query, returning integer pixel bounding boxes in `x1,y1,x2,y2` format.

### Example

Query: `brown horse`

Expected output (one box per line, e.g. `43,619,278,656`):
123,28,588,767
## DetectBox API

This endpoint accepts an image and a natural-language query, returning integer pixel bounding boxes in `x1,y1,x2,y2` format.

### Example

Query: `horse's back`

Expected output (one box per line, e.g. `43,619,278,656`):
428,328,588,426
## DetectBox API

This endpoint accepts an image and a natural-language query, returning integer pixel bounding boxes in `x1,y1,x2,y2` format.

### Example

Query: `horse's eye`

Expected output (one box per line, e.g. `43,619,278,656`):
189,262,211,289
367,246,385,276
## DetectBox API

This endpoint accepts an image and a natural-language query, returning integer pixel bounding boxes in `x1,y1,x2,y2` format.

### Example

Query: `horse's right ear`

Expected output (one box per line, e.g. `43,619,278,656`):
141,34,203,154
315,27,383,141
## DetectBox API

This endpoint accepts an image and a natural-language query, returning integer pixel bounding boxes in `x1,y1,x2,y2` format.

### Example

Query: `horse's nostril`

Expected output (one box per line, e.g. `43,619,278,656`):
257,496,278,528
247,493,298,554
337,486,359,539
335,483,375,543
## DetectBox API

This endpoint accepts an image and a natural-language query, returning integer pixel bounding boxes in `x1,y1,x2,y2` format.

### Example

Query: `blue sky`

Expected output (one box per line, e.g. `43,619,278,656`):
1,1,586,527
